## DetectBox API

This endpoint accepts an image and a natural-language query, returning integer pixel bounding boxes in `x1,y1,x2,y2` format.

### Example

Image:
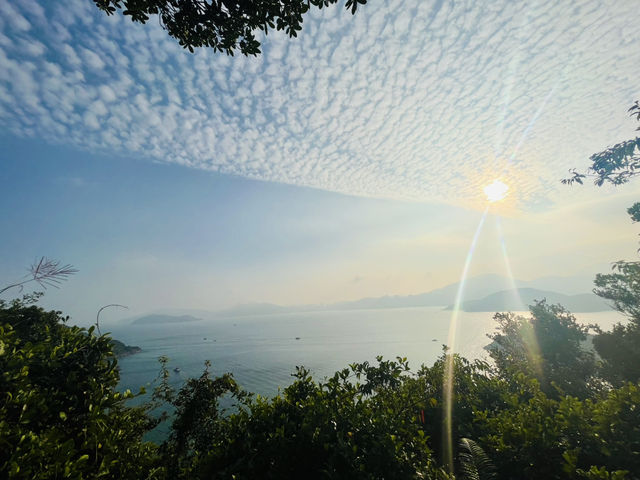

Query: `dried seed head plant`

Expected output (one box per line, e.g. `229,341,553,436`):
0,257,78,296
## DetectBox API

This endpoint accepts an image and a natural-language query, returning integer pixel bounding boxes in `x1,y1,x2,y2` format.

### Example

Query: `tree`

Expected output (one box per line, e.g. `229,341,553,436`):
592,320,640,387
594,260,640,321
564,112,640,385
563,102,640,187
486,301,597,399
92,0,368,55
562,102,640,388
156,359,248,478
591,207,640,386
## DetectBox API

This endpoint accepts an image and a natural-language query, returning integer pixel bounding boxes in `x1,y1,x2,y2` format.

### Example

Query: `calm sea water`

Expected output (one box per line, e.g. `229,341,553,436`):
111,307,623,398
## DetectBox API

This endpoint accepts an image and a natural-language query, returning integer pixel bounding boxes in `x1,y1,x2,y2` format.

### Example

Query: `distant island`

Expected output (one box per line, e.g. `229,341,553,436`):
111,339,141,358
447,288,611,313
131,314,202,325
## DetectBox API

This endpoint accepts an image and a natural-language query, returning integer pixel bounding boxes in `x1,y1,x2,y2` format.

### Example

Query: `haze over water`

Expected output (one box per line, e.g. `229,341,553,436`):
113,307,623,398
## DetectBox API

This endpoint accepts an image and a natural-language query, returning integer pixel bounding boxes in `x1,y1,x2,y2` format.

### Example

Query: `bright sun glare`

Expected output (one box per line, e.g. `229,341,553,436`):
483,180,509,203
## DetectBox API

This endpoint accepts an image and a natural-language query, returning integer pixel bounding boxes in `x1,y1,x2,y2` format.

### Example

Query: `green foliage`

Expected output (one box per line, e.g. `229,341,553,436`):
592,321,640,386
576,466,629,480
0,297,159,479
475,375,564,480
580,383,640,475
158,359,249,478
563,103,640,187
3,292,640,478
591,206,640,386
475,378,640,479
563,104,640,389
92,0,367,54
156,346,637,479
410,353,508,467
486,301,597,399
594,261,640,321
563,138,640,186
161,356,449,479
627,202,640,224
3,277,640,478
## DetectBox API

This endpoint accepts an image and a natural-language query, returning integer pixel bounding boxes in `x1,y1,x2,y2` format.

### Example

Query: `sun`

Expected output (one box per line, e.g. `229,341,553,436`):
483,180,509,203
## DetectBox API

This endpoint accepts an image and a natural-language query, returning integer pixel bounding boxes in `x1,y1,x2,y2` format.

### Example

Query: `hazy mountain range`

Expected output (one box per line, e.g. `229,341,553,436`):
125,273,613,324
447,288,610,313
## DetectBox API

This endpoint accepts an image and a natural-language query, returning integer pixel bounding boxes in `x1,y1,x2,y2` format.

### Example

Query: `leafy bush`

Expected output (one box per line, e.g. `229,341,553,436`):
0,296,159,479
160,357,448,479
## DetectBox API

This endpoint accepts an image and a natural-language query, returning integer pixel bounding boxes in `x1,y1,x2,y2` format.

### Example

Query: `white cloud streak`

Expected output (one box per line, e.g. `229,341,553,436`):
1,0,639,209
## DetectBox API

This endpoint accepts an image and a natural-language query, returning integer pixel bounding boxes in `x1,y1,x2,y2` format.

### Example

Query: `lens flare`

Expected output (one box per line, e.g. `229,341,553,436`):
496,216,525,310
483,180,509,203
442,205,489,474
496,216,543,376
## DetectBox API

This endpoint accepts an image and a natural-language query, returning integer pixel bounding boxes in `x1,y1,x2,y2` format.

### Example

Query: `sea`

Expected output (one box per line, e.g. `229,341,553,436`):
111,306,623,399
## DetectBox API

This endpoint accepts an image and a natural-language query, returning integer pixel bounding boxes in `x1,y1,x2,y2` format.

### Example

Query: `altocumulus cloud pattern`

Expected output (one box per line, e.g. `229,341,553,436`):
0,0,638,208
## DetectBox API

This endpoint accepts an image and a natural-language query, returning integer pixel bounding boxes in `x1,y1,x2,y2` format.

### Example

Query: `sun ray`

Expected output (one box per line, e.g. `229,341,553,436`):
442,204,489,474
495,216,544,378
495,216,525,309
506,82,559,164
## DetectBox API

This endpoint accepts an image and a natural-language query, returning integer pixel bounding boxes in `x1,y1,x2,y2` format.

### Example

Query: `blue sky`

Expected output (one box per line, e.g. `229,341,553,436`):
1,0,639,324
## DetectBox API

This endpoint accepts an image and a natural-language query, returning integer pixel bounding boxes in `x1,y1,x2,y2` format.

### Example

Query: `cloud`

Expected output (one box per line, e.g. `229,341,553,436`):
1,0,639,210
79,46,105,70
0,2,30,31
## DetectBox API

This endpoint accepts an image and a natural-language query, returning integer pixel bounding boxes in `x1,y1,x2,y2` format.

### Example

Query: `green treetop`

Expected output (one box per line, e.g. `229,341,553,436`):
93,0,368,54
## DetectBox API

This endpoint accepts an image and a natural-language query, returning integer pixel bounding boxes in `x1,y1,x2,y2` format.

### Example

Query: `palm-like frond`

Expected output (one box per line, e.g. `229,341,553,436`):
457,438,496,480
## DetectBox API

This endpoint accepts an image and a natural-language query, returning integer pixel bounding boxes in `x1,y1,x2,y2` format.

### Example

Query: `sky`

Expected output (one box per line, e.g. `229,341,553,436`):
0,0,639,325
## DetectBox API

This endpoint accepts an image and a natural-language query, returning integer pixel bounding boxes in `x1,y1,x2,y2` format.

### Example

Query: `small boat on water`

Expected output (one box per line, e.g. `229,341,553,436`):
174,367,181,373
